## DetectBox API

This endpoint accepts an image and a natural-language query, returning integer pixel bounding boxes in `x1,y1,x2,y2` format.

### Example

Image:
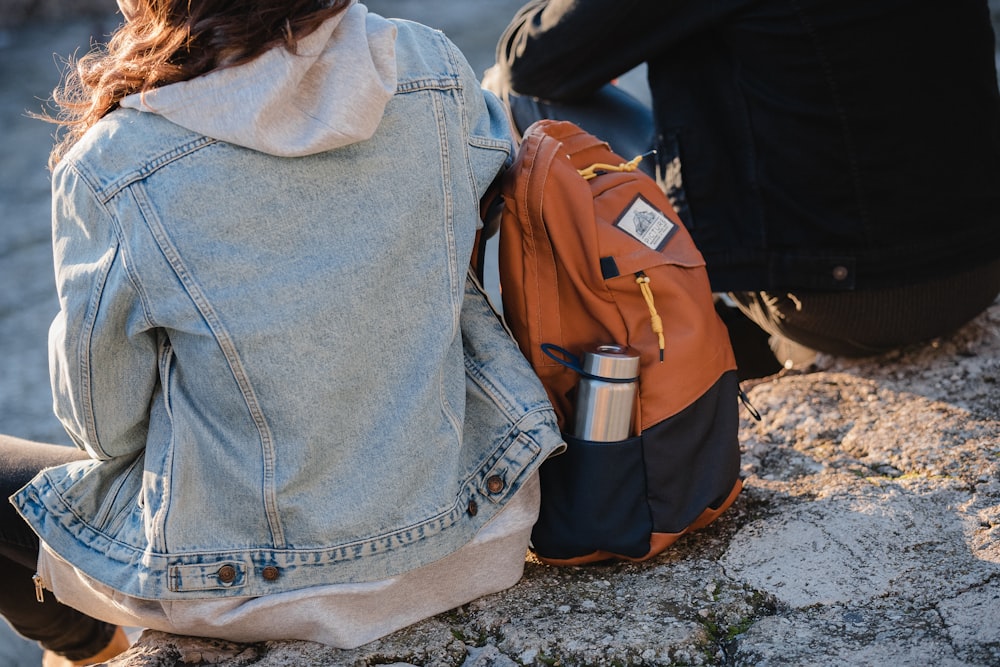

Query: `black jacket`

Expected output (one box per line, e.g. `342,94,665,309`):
495,0,1000,292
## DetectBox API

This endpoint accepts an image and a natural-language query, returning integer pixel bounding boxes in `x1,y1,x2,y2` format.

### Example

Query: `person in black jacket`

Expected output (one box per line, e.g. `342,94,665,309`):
488,0,1000,376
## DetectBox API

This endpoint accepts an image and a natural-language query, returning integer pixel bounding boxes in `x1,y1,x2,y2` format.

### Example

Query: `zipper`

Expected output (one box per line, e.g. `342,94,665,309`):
635,271,665,361
32,572,46,602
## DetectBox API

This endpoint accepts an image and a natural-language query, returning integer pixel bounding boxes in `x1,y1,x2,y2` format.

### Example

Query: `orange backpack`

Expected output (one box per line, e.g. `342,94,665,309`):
495,119,744,565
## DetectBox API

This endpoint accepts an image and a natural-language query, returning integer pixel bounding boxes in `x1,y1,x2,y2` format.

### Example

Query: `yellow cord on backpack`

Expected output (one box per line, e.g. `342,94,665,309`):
578,153,645,180
636,273,665,362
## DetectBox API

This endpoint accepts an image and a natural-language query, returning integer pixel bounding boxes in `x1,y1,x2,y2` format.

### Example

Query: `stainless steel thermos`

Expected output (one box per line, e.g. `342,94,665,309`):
572,344,640,441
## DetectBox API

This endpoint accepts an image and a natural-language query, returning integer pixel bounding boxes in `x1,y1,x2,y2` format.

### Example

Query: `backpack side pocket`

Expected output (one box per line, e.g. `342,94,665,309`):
531,432,650,564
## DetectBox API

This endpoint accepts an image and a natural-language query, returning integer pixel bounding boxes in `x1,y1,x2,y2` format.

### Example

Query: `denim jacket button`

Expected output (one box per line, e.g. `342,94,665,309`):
467,499,478,517
217,565,237,584
262,566,280,581
486,475,505,494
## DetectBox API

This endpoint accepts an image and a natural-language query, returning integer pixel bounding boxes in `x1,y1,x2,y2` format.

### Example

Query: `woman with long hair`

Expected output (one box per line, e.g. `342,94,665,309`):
1,1,564,663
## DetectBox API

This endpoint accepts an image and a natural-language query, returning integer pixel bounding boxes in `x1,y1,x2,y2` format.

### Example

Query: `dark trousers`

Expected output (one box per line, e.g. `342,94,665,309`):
0,435,117,660
730,257,1000,358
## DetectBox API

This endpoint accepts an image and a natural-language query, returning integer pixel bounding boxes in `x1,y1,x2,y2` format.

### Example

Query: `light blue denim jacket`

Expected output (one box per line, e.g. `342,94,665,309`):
15,4,563,600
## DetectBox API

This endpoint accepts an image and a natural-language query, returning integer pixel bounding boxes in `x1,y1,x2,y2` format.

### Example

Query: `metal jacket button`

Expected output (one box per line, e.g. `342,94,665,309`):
217,565,236,584
486,475,505,494
262,566,280,581
467,499,478,517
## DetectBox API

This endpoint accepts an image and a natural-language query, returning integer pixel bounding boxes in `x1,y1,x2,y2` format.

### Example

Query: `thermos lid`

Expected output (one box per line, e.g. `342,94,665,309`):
580,344,640,380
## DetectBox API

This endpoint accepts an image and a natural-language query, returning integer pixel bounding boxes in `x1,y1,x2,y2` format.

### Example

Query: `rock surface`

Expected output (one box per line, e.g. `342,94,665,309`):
93,300,1000,665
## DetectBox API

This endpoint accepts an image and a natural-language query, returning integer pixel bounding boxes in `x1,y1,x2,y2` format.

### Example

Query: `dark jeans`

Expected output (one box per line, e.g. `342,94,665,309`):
0,435,117,661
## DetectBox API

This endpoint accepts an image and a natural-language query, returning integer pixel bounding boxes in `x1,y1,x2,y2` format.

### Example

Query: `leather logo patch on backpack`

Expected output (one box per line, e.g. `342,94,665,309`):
613,193,677,251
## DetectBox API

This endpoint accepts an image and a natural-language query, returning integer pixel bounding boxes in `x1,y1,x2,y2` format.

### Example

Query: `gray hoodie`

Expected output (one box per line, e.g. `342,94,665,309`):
122,1,397,157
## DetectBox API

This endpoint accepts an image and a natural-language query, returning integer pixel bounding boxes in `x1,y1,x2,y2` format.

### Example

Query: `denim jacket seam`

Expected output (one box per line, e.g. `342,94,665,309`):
466,135,512,202
394,25,460,95
436,364,463,446
33,473,469,568
469,136,512,153
79,244,160,456
466,271,514,335
463,352,522,420
22,462,504,593
455,64,481,217
109,191,157,330
75,137,219,203
136,198,287,548
76,243,119,462
51,162,115,459
157,436,541,567
93,455,145,528
395,75,460,94
426,89,463,330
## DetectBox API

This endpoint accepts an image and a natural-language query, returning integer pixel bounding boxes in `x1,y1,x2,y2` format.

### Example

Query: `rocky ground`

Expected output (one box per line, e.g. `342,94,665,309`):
2,1,999,665
92,300,1000,666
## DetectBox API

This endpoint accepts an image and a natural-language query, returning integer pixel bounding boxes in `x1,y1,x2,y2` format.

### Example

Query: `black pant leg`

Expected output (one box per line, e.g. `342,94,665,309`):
730,258,1000,358
0,434,117,660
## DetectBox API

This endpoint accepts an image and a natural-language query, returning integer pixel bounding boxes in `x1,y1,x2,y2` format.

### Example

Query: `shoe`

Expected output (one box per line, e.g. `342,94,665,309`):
769,334,817,370
714,298,785,380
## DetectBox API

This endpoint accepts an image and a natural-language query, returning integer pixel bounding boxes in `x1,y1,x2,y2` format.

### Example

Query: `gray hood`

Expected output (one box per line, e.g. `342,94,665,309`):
120,2,397,157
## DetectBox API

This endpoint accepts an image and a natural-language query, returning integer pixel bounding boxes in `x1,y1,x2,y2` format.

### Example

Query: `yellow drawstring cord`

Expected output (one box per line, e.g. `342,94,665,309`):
577,153,647,180
636,273,665,361
578,151,665,359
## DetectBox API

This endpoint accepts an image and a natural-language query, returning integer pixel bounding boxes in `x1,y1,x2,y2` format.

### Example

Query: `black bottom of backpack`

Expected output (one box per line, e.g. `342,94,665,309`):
530,370,742,565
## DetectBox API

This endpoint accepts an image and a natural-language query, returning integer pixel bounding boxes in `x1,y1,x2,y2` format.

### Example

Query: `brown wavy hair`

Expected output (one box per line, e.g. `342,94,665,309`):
45,0,352,167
